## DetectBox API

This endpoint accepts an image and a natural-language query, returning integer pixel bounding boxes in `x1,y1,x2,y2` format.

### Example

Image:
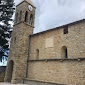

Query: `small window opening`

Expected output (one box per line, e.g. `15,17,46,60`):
16,13,18,23
14,37,16,43
64,26,68,34
30,14,33,25
25,11,28,22
65,48,68,58
19,11,22,21
36,49,39,59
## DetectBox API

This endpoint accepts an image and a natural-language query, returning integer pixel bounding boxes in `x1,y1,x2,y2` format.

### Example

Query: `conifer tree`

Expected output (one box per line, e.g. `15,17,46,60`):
0,0,15,61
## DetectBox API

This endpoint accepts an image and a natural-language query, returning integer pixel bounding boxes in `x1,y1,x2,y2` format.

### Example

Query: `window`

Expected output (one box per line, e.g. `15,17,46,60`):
19,11,22,21
65,48,68,58
25,11,28,22
30,14,33,25
14,37,16,43
61,46,68,58
63,26,68,34
36,49,39,59
16,13,18,23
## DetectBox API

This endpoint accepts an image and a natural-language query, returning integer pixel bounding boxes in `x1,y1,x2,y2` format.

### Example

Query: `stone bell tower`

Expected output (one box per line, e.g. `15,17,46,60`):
4,0,35,83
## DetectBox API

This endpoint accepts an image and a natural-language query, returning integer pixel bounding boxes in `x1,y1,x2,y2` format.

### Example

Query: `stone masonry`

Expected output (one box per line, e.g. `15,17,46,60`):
27,20,85,85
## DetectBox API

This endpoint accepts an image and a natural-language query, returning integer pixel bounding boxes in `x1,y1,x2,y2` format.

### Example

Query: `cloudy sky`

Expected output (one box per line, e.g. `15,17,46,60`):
14,0,85,33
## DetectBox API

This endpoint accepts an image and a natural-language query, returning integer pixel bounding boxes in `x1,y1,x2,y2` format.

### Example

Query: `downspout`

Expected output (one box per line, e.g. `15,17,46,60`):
26,35,31,78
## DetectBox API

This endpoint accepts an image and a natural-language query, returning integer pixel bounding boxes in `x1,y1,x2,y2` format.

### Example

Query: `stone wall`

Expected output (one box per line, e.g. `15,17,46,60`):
28,59,85,85
29,22,85,60
27,21,85,85
4,22,33,83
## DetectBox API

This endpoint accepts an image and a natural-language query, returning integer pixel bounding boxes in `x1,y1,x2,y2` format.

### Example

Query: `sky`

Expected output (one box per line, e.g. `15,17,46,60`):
14,0,85,33
0,61,7,66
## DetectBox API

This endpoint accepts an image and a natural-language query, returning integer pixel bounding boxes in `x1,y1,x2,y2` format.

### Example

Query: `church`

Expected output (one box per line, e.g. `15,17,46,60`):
4,0,85,85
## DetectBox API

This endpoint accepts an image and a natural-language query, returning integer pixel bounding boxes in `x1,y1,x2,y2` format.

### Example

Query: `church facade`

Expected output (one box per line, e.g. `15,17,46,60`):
4,0,85,85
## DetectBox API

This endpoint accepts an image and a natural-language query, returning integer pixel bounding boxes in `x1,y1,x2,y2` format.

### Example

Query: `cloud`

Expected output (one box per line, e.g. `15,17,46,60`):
14,0,22,6
33,0,85,33
14,0,85,33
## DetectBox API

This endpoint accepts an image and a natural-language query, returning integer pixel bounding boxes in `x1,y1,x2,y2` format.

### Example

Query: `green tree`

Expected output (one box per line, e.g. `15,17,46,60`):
0,0,15,61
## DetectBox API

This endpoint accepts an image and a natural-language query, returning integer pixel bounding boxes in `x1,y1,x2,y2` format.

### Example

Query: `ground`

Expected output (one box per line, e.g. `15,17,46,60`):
0,82,28,85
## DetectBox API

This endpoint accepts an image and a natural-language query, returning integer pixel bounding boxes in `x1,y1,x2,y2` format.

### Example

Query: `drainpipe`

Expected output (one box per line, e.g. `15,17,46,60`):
26,35,31,78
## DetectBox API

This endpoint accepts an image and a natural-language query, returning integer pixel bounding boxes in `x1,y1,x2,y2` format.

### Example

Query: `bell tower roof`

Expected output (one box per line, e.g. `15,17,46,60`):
17,0,35,7
24,0,34,6
16,0,35,7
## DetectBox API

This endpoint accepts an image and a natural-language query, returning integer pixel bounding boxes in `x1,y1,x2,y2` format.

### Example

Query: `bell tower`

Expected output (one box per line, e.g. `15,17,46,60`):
4,0,35,83
14,0,35,27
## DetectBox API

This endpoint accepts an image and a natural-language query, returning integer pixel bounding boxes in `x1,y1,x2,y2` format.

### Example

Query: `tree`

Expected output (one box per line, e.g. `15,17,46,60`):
0,0,15,61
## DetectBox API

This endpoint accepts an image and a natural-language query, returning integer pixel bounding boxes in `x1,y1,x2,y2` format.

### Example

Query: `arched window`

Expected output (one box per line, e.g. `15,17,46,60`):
16,13,18,23
61,46,68,58
36,49,39,59
30,14,33,25
25,11,28,22
19,11,22,21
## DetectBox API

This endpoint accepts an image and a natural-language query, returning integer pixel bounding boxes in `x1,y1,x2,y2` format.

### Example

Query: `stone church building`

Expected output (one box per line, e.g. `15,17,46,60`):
4,0,85,85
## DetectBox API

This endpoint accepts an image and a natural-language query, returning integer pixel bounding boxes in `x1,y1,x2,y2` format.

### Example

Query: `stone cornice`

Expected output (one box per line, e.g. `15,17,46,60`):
13,21,34,28
28,58,85,62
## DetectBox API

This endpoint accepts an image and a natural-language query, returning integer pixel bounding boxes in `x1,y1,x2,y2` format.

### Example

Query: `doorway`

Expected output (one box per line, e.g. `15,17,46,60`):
6,60,14,82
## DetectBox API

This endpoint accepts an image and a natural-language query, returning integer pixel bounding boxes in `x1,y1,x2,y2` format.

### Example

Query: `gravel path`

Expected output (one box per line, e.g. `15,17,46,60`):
0,82,28,85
